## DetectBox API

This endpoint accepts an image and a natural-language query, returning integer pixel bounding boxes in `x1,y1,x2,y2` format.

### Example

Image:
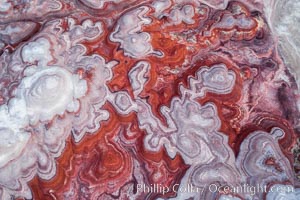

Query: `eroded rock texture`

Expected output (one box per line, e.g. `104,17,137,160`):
0,0,300,200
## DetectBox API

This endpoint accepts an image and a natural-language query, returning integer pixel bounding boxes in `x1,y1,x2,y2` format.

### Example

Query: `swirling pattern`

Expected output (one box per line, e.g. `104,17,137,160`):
0,0,299,200
17,66,87,124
